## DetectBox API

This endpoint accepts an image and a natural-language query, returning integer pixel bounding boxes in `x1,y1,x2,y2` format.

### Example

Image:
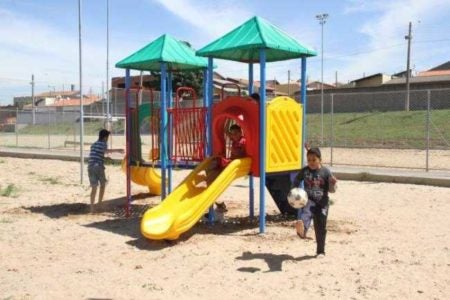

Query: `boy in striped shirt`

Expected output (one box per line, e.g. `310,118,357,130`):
88,129,123,213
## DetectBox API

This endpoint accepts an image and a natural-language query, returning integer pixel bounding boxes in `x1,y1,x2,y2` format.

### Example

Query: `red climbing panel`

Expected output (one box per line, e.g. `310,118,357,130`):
169,87,206,162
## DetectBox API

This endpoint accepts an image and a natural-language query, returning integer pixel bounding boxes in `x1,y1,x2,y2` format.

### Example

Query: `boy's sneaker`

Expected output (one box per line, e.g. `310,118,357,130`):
296,220,306,239
316,253,325,259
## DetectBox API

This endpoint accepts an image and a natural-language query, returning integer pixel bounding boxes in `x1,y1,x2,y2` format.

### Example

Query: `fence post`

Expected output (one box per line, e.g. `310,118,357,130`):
426,90,430,172
15,107,19,147
113,88,117,116
48,108,51,149
330,94,334,166
73,122,76,151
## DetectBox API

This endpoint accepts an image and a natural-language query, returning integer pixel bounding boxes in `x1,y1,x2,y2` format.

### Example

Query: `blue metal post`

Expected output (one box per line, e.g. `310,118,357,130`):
160,63,168,199
259,49,266,233
125,69,131,216
207,58,214,157
248,63,254,94
248,63,254,219
167,71,173,193
207,58,215,223
301,57,307,168
202,68,208,158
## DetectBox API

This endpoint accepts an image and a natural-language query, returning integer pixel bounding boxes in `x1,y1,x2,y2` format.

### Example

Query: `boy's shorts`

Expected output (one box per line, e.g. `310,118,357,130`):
88,165,107,187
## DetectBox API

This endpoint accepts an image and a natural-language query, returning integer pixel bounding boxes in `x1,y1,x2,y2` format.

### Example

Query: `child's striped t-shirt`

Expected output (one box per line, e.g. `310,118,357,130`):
88,140,107,167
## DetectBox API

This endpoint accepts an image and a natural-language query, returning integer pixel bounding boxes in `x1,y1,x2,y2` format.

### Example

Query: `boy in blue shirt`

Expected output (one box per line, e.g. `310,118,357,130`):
88,129,123,213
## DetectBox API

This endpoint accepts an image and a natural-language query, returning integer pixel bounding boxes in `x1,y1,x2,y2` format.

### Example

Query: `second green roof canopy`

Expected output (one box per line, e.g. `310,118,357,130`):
197,16,317,63
116,34,208,71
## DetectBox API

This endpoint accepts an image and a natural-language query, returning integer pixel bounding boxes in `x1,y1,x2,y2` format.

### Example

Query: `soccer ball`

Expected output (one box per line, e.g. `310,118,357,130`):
287,188,308,209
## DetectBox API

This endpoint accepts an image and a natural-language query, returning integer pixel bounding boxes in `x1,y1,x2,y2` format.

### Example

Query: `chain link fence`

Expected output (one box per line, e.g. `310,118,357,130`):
1,87,449,171
305,88,450,171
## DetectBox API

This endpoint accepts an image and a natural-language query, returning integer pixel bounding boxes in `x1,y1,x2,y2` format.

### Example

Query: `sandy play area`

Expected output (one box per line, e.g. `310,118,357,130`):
0,157,449,299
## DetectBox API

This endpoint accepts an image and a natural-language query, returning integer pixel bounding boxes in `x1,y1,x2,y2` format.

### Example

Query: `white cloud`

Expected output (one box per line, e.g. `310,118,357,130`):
0,7,140,104
149,0,318,83
150,0,252,39
337,0,450,81
343,0,385,14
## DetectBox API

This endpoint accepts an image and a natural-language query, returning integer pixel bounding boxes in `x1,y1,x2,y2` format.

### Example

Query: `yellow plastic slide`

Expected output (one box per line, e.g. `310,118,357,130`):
121,160,162,195
141,157,252,240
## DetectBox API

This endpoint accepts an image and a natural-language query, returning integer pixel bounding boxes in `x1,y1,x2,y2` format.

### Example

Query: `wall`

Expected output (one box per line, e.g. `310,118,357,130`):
297,82,450,113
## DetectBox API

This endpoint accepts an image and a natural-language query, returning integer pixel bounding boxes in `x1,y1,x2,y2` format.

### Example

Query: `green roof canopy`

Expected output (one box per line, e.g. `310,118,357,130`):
116,34,208,71
197,16,317,63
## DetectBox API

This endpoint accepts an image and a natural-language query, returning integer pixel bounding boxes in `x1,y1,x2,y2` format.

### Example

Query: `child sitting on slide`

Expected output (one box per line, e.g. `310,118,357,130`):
202,124,247,212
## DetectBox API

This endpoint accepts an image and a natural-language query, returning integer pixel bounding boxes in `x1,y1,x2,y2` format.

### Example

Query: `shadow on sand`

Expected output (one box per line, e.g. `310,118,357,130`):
22,194,306,251
21,193,153,219
236,251,316,272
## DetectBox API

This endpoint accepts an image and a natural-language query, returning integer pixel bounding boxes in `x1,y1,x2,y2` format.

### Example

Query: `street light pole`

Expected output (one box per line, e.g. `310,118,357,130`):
31,74,35,125
106,0,111,123
316,13,328,145
405,21,412,112
78,0,84,184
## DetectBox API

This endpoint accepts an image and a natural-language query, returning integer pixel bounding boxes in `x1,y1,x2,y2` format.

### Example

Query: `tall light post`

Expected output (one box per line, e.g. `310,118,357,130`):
405,21,412,112
316,13,328,145
106,0,111,124
30,74,35,125
78,0,85,184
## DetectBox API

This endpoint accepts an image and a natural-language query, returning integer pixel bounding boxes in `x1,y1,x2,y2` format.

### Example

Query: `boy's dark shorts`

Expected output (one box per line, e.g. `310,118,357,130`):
88,165,107,187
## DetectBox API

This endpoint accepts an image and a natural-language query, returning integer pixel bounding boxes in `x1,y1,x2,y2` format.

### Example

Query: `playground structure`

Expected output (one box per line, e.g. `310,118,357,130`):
116,17,316,240
141,95,303,240
121,86,206,196
120,87,162,195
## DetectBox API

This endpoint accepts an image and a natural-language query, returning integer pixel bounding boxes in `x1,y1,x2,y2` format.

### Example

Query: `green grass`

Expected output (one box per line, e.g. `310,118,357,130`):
0,184,19,198
11,109,450,149
18,120,125,136
306,109,450,149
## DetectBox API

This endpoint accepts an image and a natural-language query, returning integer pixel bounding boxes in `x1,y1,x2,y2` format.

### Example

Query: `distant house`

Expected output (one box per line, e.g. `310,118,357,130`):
392,70,410,78
111,74,158,89
14,88,81,109
349,73,392,88
306,81,335,90
384,74,450,86
418,61,450,77
276,80,300,96
22,92,101,111
265,79,280,86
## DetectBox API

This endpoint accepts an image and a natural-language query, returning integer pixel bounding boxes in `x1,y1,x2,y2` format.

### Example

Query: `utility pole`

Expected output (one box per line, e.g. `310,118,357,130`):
288,70,291,96
102,81,105,116
316,13,328,145
78,0,84,184
106,0,111,130
405,21,412,112
335,71,338,87
30,74,35,125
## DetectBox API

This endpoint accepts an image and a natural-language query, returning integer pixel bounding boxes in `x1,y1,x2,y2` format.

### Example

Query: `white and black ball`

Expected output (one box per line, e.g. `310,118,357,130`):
287,188,308,209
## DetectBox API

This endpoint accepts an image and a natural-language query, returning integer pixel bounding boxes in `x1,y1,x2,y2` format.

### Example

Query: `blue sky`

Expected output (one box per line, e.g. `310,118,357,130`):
1,0,450,104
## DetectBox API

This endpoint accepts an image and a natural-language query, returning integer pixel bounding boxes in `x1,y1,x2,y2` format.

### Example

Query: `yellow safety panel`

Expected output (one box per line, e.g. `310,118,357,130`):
266,96,303,173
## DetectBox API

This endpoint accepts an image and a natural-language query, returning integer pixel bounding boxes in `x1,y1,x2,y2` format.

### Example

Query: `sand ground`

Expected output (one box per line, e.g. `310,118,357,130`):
0,157,449,299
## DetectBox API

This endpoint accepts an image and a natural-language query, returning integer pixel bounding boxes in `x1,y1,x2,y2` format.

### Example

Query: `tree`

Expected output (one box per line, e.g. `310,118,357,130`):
146,70,204,96
146,40,205,96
